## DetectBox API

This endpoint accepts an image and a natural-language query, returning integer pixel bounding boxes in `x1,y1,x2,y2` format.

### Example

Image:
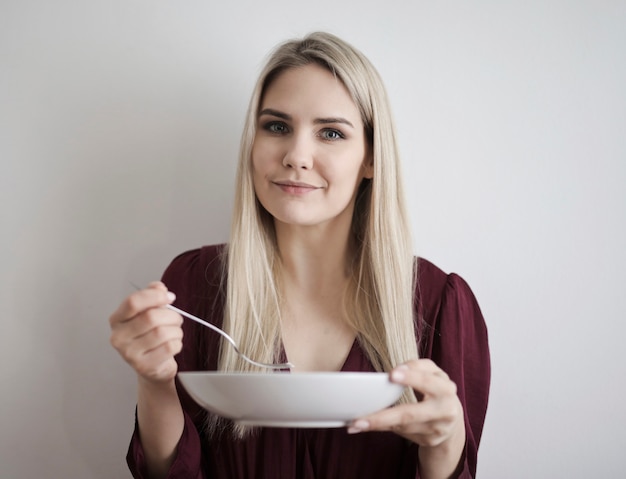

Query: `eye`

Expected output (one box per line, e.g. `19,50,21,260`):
320,128,345,141
262,121,289,134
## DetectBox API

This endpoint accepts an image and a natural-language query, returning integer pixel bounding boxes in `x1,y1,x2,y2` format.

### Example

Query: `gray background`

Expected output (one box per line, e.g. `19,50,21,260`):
1,1,625,477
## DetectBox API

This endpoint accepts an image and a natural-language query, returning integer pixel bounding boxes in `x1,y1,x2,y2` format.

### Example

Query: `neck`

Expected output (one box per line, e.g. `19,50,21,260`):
275,220,353,294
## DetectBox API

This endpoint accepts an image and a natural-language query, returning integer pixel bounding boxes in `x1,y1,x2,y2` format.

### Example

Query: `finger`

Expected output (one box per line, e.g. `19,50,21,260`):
398,358,449,377
122,308,183,341
110,307,182,353
123,324,184,368
146,281,167,290
348,398,462,443
390,362,456,399
133,349,181,382
134,323,184,356
134,338,183,381
109,285,175,327
348,402,434,435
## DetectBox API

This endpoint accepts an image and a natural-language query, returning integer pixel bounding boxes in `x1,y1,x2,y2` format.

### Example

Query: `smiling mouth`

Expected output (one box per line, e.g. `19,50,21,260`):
272,181,320,194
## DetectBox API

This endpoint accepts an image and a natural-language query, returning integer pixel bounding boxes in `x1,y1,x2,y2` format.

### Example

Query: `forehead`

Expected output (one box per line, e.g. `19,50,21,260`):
260,64,362,124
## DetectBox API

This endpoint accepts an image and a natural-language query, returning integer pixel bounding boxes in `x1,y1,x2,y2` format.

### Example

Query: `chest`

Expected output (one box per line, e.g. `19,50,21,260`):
281,311,356,372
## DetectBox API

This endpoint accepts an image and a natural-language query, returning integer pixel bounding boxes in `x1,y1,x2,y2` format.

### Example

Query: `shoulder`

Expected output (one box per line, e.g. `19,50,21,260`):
415,257,480,315
414,257,449,323
415,257,448,293
161,244,227,310
415,259,490,475
415,257,487,355
163,244,226,283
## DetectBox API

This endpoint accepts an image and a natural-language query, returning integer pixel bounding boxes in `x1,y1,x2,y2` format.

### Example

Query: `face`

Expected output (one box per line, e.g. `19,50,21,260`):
251,63,372,232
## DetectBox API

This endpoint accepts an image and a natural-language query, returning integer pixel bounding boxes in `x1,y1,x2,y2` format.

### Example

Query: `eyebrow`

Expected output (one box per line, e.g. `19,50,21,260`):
258,108,355,129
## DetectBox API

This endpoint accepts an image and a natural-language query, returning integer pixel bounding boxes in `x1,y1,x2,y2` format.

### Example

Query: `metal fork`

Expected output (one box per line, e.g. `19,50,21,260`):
131,283,293,370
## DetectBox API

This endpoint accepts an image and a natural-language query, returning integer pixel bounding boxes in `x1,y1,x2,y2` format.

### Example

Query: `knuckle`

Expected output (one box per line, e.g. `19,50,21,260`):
154,359,177,379
418,358,436,369
143,308,161,325
151,324,169,342
395,409,417,429
446,380,458,396
403,359,419,368
110,329,134,355
439,403,455,421
126,351,143,370
144,308,178,328
109,332,121,350
155,290,169,305
420,372,436,389
125,294,143,313
149,325,182,352
162,339,179,355
423,434,444,447
135,363,152,378
165,309,182,325
430,422,445,437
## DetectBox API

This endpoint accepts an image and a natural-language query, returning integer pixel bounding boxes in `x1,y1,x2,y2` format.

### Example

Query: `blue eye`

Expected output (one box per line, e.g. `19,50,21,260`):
321,129,344,141
263,121,288,134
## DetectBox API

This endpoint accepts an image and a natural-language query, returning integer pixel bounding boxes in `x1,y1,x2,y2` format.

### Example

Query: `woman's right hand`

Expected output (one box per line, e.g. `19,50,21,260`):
109,281,183,384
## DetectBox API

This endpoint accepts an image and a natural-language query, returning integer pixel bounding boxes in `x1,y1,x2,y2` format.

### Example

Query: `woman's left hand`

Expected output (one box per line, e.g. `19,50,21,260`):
347,359,466,476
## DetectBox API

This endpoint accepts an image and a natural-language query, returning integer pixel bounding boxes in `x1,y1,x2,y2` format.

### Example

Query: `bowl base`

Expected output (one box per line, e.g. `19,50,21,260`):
236,419,348,428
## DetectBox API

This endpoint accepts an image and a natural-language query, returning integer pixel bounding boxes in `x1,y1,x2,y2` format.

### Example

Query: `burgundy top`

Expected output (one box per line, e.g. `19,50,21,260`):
126,244,490,478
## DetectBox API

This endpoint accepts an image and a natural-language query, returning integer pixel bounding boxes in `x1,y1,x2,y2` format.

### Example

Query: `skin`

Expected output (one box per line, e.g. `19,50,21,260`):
252,63,373,230
109,63,465,479
109,282,184,479
348,361,467,479
255,64,466,478
252,64,372,372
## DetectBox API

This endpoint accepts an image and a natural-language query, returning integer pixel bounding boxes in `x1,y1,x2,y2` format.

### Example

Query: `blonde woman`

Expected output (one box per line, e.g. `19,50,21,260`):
110,32,490,479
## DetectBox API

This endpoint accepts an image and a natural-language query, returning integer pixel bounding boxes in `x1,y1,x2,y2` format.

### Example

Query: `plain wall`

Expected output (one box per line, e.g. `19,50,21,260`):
1,1,625,477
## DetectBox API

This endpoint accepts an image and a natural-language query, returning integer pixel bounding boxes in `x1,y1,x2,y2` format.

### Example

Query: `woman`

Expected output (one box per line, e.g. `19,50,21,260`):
110,32,490,479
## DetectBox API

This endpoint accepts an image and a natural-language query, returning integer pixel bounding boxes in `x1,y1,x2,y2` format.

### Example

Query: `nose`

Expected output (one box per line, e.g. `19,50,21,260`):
282,134,314,170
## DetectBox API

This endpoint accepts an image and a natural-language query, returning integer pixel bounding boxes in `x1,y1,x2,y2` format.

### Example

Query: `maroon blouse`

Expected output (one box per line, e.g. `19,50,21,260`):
126,244,490,478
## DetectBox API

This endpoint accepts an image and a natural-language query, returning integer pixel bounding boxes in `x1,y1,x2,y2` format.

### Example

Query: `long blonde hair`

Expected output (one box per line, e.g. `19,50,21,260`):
216,32,417,434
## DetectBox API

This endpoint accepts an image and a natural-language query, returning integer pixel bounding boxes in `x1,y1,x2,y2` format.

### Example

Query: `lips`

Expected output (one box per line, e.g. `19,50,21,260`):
272,180,321,194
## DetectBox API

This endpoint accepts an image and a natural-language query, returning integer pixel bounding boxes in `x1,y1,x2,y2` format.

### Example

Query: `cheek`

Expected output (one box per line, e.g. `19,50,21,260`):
250,144,271,195
333,153,368,183
251,140,276,174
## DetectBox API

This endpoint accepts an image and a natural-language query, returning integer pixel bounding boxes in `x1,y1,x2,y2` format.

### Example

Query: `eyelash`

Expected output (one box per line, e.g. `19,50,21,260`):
320,129,345,141
261,121,346,141
263,121,288,134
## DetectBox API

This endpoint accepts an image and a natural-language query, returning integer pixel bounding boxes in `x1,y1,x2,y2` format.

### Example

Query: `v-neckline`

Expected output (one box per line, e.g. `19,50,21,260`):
277,337,359,373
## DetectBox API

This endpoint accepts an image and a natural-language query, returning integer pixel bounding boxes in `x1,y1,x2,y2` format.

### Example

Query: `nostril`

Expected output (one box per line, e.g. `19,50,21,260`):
283,151,313,170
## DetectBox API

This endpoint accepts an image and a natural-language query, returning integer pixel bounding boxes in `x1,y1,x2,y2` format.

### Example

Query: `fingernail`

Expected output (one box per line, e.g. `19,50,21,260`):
391,369,405,382
347,419,369,434
166,292,176,303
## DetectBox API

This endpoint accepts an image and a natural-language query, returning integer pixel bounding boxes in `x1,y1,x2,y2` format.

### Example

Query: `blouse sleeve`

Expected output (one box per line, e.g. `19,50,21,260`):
418,268,491,479
126,411,204,479
126,246,226,478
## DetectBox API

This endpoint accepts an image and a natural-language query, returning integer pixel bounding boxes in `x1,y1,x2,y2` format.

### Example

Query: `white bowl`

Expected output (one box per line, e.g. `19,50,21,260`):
177,371,403,428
